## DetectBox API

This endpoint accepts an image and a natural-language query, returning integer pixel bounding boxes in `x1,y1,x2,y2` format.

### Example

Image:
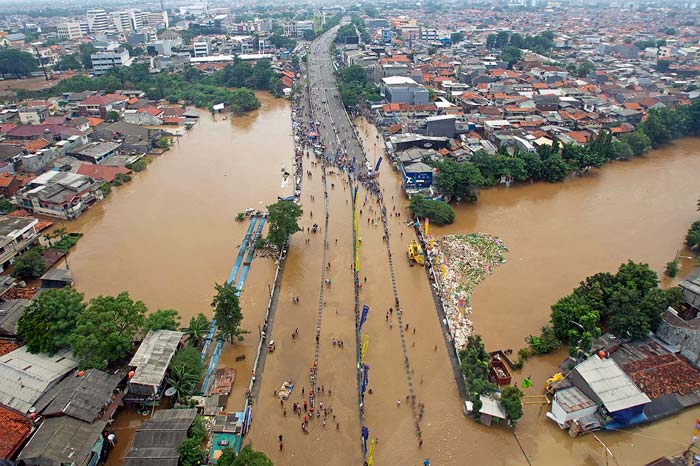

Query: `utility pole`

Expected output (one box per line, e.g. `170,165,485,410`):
33,45,49,81
593,435,620,466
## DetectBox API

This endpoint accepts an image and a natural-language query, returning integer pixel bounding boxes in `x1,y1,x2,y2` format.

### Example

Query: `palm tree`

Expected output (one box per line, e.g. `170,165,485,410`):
54,227,67,240
166,364,200,403
183,313,210,347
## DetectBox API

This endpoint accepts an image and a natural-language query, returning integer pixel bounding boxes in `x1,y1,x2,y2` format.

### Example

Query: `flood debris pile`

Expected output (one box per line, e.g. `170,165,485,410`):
430,233,507,350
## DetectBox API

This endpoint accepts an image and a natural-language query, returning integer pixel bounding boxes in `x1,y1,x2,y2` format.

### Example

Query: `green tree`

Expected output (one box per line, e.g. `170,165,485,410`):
177,437,204,466
105,110,120,123
17,288,85,355
211,282,248,343
79,43,97,69
458,334,496,397
576,61,595,78
526,325,561,354
0,197,14,213
433,158,485,202
611,140,634,160
144,309,181,332
266,200,302,248
183,312,210,347
54,54,82,71
501,46,522,68
408,195,455,225
500,385,524,423
621,130,652,156
11,248,46,279
451,32,465,44
0,49,38,78
228,88,261,114
687,221,700,253
167,346,202,402
70,292,147,369
217,445,274,466
156,136,171,150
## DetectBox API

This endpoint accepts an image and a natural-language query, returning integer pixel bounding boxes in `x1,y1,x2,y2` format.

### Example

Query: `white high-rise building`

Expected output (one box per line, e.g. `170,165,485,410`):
87,9,110,33
111,11,133,33
130,10,148,32
91,48,132,74
193,40,210,57
57,22,83,40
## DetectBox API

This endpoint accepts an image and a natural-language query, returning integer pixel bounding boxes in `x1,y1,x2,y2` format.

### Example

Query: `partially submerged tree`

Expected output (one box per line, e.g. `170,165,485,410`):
266,200,302,248
183,312,210,347
70,292,147,369
144,309,181,333
211,282,248,343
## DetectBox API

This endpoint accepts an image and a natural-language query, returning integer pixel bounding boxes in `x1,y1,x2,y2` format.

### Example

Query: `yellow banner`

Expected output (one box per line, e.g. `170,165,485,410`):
354,188,360,272
367,438,375,466
361,333,368,364
425,218,429,237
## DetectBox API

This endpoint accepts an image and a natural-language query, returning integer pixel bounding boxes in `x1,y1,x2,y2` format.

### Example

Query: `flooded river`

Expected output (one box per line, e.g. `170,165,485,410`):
65,91,700,466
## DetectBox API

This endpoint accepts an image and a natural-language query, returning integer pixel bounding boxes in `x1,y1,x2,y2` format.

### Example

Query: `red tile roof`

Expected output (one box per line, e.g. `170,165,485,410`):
0,404,32,459
23,138,50,153
79,94,127,107
76,163,130,183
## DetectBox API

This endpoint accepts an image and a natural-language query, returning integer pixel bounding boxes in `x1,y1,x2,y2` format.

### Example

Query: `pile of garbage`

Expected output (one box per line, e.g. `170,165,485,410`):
430,233,507,350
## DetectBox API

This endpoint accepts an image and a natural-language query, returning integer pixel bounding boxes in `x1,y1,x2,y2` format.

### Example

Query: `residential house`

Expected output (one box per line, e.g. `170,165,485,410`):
0,144,24,174
123,409,197,466
123,106,164,126
126,329,183,403
93,121,162,153
67,142,121,165
0,216,39,272
17,417,107,466
0,299,30,338
15,171,104,220
18,106,49,125
78,94,128,119
380,77,430,105
0,345,78,414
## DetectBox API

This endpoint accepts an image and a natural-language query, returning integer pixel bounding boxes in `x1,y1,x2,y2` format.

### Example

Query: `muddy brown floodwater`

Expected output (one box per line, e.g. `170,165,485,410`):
66,93,293,465
356,117,700,466
65,90,700,466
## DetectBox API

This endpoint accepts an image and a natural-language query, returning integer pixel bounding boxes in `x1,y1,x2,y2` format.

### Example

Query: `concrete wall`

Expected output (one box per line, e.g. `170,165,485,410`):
657,318,700,367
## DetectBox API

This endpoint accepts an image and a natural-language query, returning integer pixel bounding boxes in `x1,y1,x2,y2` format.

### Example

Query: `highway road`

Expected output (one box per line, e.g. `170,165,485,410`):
306,23,368,174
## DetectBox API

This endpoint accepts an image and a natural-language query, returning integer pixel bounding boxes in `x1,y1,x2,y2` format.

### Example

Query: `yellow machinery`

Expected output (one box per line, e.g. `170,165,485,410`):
545,372,564,394
407,240,425,266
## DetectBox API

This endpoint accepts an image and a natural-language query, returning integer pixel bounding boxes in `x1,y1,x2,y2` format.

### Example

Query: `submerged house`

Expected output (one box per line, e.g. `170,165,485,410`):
126,329,183,404
547,354,651,435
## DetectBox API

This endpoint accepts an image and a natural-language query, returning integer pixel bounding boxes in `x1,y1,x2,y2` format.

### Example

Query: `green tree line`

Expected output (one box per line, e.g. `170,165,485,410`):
528,261,683,358
16,60,289,113
335,64,381,107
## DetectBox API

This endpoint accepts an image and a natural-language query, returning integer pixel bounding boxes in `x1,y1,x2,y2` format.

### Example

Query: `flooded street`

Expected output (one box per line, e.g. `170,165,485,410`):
64,88,700,466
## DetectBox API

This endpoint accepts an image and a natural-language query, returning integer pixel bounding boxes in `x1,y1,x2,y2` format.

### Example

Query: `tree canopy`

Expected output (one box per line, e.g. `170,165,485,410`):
11,248,46,279
266,200,302,248
408,195,455,225
70,292,147,369
0,49,37,78
544,261,683,357
167,346,202,402
217,445,274,466
144,309,181,333
432,158,485,202
459,334,496,399
500,385,524,423
17,288,85,355
212,282,247,343
183,312,210,347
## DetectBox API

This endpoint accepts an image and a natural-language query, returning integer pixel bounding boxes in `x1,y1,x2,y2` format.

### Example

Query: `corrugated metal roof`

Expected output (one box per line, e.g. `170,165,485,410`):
35,369,121,423
128,330,183,388
123,409,196,466
555,386,596,413
17,417,106,465
574,355,651,413
478,395,506,419
0,346,77,414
